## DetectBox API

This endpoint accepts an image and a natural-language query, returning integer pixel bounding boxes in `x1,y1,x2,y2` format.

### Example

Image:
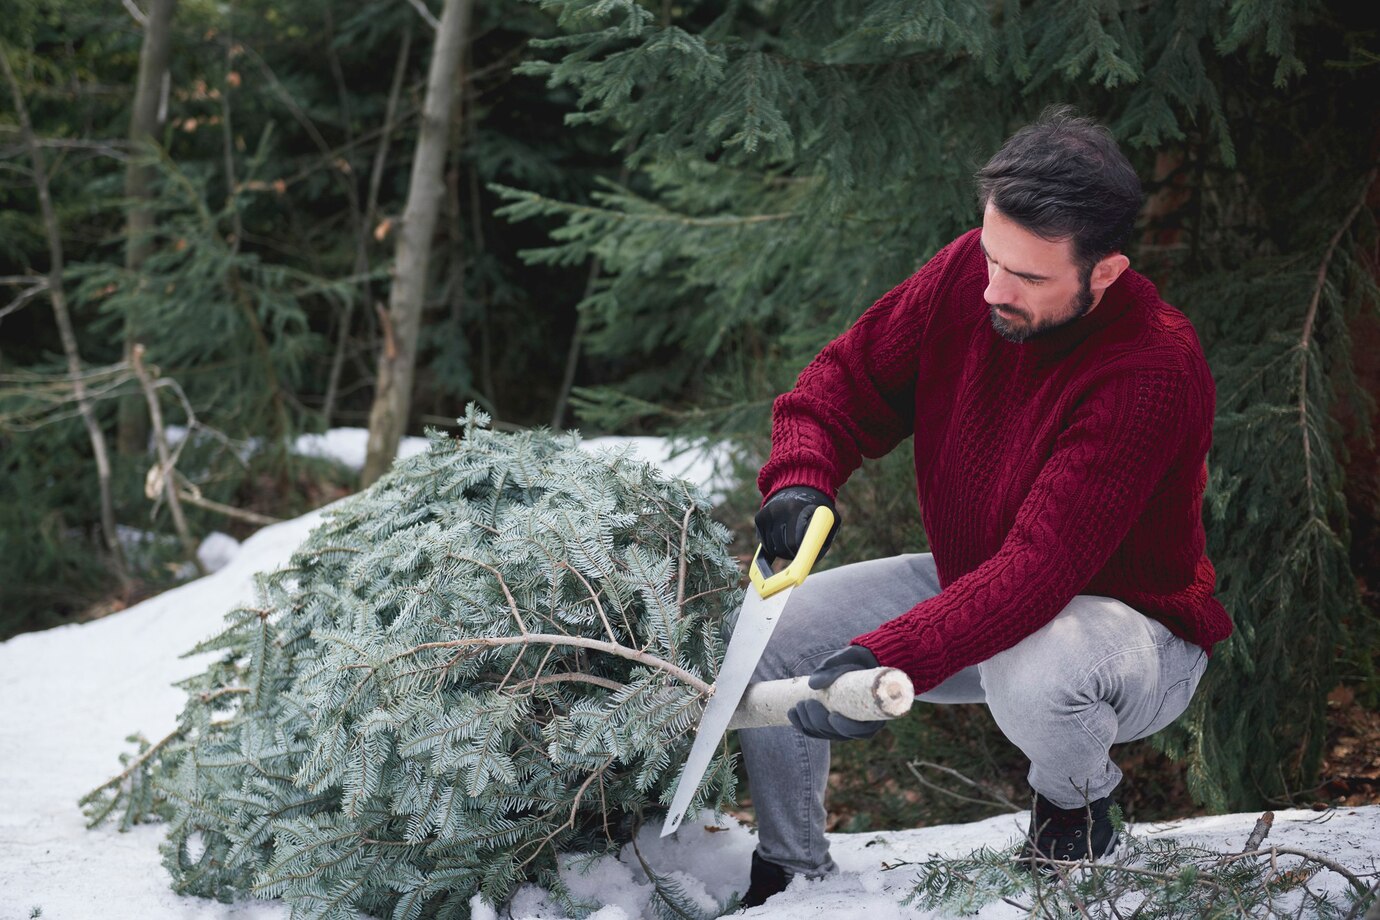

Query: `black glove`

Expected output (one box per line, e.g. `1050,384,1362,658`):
754,486,840,562
787,646,887,741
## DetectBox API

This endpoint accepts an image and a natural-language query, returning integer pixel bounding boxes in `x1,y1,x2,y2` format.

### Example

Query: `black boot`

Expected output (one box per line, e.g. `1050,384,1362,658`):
1015,792,1118,872
739,851,794,909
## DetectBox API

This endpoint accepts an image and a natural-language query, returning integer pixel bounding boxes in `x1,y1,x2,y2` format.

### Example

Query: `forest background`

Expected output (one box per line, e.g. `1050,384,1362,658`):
1,0,1378,835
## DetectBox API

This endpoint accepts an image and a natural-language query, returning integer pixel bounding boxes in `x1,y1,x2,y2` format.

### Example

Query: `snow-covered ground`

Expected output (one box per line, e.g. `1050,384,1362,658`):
2,431,1377,920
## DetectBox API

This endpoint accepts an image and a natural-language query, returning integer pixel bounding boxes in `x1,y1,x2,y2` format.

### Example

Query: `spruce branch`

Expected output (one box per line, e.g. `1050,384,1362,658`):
1297,167,1378,500
79,727,184,823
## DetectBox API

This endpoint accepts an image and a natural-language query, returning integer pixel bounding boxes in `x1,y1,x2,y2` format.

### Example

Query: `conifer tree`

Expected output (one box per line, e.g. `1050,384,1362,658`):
83,407,741,919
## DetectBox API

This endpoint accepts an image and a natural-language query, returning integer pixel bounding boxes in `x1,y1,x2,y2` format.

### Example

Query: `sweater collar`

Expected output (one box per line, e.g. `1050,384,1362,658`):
1014,270,1137,361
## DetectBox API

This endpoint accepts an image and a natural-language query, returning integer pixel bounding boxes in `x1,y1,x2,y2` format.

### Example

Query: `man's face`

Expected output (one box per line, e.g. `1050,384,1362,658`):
980,201,1095,344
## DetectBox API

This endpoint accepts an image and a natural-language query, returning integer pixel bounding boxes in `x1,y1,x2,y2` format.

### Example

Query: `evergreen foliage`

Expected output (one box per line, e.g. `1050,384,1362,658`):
0,0,621,635
501,0,1380,811
900,814,1377,919
82,408,741,919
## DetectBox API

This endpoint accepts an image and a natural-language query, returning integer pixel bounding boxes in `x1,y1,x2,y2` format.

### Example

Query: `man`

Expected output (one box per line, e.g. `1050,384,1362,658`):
739,107,1233,907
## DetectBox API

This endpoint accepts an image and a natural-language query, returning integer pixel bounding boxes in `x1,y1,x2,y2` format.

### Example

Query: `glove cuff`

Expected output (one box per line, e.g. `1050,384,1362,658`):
759,468,837,504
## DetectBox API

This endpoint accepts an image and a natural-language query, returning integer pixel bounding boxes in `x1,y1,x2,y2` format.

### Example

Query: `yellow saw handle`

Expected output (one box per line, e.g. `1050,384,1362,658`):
749,505,835,599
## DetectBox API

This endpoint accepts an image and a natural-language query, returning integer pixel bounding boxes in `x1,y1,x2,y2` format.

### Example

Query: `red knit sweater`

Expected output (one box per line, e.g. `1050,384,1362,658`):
758,228,1233,694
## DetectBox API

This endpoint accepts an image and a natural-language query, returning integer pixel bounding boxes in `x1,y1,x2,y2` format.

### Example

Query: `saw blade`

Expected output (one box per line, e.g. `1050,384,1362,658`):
660,574,792,837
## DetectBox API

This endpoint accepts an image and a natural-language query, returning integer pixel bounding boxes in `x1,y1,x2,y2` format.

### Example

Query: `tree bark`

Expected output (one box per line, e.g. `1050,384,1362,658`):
361,0,472,486
117,0,177,457
0,46,129,585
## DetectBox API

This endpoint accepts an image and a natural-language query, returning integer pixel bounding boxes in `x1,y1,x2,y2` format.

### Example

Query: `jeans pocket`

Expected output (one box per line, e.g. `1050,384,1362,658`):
1132,649,1206,741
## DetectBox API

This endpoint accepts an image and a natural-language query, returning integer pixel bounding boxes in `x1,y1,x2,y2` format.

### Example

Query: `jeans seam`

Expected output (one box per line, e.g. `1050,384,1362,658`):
794,731,816,860
1066,640,1161,767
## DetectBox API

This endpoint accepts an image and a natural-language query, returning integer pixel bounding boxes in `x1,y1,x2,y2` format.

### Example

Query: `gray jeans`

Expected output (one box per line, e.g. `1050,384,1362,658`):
739,553,1208,876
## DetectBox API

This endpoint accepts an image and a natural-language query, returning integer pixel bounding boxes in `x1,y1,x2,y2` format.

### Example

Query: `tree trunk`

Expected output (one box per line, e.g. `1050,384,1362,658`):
0,46,129,586
361,0,472,486
117,0,177,457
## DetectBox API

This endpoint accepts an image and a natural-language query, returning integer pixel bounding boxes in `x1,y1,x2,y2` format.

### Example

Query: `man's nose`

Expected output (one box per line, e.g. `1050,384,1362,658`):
984,270,1017,305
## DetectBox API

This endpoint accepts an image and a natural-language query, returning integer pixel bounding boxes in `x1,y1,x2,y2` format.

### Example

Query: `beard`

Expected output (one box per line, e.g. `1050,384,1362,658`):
989,271,1095,344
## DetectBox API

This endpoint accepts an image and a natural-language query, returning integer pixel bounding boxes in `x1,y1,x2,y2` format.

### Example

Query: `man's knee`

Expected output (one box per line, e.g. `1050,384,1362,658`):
982,651,1095,741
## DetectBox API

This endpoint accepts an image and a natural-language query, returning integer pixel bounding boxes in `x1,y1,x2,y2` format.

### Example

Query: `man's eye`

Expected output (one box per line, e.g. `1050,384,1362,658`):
1023,277,1044,286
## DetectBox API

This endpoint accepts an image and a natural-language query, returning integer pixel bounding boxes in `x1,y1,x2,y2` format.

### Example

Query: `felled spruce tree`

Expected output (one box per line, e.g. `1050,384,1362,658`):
82,407,741,919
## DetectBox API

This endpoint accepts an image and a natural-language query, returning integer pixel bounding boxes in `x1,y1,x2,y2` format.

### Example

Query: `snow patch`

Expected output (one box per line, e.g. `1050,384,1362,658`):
196,531,240,573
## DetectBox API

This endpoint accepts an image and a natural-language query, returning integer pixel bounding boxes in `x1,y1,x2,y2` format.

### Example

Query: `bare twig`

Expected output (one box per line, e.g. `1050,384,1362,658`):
175,487,280,526
198,686,251,704
550,250,605,428
510,672,622,693
389,633,711,695
1262,847,1369,896
0,277,47,325
132,344,205,575
558,561,617,643
1341,876,1380,920
907,759,1021,811
404,0,440,30
324,17,412,425
675,497,694,616
0,133,131,157
122,0,148,26
448,554,528,634
1241,811,1275,854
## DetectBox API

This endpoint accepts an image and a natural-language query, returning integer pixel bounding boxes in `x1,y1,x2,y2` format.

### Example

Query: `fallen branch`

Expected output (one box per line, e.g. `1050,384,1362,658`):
132,344,204,576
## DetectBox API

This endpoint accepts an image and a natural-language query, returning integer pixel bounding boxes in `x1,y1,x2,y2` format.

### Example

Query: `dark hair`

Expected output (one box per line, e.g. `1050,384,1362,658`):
975,106,1142,271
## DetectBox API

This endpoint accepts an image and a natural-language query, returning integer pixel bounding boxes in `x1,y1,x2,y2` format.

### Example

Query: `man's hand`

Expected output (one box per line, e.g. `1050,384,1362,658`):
755,486,840,562
787,646,887,741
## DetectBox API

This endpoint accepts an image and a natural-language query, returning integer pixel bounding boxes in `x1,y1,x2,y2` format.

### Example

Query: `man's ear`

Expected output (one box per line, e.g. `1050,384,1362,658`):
1090,252,1130,299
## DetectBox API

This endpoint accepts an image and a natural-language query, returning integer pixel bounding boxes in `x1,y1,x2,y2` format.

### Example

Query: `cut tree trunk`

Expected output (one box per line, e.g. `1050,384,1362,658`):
727,667,914,730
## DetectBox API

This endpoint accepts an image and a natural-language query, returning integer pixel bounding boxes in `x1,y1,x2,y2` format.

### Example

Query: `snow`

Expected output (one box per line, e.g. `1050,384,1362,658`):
197,531,242,573
1,430,1377,920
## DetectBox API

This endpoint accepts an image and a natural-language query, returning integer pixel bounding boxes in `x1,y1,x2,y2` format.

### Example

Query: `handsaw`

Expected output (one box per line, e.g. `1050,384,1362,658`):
660,506,836,837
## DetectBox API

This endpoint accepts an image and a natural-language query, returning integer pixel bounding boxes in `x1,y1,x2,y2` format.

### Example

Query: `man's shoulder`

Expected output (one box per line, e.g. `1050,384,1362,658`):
1093,272,1216,411
1096,271,1204,364
886,228,987,327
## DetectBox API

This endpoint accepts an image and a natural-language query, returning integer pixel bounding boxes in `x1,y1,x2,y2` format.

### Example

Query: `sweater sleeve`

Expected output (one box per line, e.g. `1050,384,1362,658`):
757,236,968,501
851,364,1199,693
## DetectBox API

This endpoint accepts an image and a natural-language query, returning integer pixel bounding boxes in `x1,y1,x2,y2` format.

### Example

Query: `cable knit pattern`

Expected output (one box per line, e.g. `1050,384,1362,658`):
759,228,1234,694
